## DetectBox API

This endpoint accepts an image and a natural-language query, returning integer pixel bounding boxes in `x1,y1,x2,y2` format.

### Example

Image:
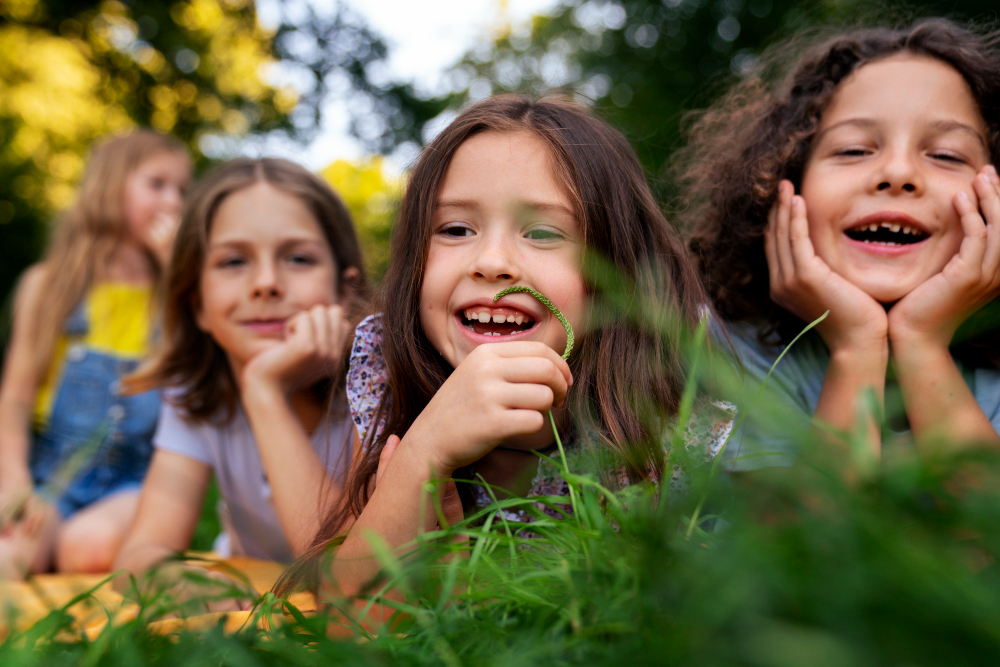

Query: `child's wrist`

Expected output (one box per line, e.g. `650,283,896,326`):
398,430,457,480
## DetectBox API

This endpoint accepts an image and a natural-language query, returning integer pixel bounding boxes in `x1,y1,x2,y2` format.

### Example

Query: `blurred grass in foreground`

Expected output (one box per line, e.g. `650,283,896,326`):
5,268,1000,665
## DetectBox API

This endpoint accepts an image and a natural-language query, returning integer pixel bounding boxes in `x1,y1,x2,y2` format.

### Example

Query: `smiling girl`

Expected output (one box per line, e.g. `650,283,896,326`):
681,20,1000,470
114,159,369,606
0,130,189,579
289,95,735,599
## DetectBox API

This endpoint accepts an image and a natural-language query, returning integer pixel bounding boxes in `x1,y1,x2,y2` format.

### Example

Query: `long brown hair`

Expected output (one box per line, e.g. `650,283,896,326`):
680,19,1000,357
27,130,188,379
300,94,712,571
127,158,371,423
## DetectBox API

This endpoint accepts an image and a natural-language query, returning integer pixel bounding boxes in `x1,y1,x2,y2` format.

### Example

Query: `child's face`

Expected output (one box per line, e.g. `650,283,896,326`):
196,182,340,371
420,130,587,369
123,150,190,246
800,54,991,303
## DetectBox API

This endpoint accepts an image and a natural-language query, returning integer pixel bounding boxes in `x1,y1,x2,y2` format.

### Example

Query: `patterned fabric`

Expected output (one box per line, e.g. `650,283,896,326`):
346,313,736,523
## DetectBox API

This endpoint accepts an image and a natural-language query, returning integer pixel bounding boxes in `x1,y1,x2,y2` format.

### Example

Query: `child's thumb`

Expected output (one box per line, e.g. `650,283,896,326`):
375,434,401,487
441,480,464,530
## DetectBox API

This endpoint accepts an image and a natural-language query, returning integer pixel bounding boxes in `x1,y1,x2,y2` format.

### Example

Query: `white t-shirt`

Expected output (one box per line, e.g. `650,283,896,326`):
154,399,352,562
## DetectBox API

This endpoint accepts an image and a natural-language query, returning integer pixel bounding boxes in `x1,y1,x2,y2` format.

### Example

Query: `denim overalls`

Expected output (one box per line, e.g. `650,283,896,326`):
29,303,160,517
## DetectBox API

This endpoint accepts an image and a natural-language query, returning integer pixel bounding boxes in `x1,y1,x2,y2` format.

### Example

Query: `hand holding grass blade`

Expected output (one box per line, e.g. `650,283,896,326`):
494,286,574,360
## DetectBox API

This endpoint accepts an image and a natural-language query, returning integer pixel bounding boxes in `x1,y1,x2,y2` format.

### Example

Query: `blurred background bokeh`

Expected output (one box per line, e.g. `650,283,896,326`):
1,0,997,322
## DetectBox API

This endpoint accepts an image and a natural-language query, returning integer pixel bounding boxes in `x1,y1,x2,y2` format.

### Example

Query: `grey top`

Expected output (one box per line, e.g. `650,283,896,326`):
154,399,352,562
722,320,1000,471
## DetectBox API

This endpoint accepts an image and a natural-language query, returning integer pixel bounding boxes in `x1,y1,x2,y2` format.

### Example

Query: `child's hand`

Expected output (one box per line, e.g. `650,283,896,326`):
240,304,352,397
146,212,180,268
401,341,572,475
0,479,46,536
888,166,1000,349
143,562,258,615
765,180,888,352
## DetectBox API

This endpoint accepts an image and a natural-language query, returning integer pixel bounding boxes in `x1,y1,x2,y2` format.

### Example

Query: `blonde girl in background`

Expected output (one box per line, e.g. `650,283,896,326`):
114,158,369,608
0,130,191,579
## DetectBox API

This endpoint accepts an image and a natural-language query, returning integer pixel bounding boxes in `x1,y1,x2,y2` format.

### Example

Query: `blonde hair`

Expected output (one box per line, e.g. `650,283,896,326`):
127,158,371,423
27,129,188,378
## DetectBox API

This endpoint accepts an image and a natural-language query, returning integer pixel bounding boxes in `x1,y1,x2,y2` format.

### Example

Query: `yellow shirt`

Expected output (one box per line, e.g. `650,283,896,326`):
34,283,153,428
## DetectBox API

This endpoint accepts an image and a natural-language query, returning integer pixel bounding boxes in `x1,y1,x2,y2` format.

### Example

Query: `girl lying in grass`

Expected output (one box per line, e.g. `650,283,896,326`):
114,159,370,608
290,94,735,599
681,19,1000,471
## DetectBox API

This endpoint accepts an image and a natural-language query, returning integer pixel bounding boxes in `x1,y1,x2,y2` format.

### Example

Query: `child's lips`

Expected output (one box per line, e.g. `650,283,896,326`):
242,319,286,335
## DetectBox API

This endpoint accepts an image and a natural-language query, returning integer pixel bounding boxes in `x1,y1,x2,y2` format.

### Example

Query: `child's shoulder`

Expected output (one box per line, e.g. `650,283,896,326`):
13,263,51,310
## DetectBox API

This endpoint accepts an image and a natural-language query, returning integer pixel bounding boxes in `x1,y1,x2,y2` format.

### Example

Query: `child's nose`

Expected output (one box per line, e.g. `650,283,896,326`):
875,150,922,195
470,234,519,282
250,260,283,298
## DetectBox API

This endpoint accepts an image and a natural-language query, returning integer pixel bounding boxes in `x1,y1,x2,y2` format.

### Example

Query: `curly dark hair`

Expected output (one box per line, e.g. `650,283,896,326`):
680,18,1000,360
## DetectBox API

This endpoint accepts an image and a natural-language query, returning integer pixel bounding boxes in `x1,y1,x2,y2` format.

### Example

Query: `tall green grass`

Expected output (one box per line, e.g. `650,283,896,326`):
6,284,1000,665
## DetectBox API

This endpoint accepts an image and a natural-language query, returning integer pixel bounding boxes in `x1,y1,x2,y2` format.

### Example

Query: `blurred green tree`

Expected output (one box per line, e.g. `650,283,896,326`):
320,156,400,280
0,0,445,321
442,0,999,192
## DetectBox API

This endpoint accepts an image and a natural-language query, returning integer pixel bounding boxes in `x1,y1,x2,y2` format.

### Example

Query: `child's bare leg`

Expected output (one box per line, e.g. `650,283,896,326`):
0,500,60,580
55,490,140,574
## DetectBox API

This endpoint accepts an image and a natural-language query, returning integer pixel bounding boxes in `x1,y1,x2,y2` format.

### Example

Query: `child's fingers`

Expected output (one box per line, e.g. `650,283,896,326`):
497,382,559,414
477,341,573,386
787,195,816,272
974,166,1000,274
307,305,331,358
440,481,464,529
772,181,796,278
285,311,315,347
494,356,569,407
324,305,351,359
953,190,988,272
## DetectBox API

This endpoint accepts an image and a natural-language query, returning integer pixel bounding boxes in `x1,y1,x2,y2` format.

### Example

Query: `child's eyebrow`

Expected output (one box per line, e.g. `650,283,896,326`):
815,117,988,151
435,199,577,219
928,119,989,151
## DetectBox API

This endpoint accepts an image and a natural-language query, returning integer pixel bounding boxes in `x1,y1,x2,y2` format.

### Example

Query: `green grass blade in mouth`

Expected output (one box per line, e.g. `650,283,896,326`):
493,286,574,360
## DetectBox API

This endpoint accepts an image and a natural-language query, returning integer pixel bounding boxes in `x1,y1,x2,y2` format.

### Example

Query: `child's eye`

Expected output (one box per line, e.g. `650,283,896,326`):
149,177,166,190
217,256,245,269
525,227,565,241
834,147,871,157
287,253,317,266
929,151,965,164
438,224,473,238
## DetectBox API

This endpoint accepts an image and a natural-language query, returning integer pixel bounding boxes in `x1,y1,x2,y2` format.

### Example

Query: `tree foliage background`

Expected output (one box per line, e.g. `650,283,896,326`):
1,0,998,317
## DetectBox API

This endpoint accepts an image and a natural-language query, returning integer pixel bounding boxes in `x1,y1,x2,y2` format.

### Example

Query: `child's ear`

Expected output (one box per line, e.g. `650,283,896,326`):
339,266,361,299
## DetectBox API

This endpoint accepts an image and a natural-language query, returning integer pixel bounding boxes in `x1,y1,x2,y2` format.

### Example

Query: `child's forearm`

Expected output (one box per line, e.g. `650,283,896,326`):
892,338,1000,450
813,343,888,463
331,434,450,598
0,395,33,485
242,385,344,556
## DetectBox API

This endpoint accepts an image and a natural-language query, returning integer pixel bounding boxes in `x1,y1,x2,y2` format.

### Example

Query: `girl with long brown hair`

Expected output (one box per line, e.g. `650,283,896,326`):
680,19,1000,471
0,129,191,579
112,158,370,608
296,94,734,598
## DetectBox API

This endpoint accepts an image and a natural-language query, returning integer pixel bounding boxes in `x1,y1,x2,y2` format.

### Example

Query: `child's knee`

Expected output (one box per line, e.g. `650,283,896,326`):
55,516,125,573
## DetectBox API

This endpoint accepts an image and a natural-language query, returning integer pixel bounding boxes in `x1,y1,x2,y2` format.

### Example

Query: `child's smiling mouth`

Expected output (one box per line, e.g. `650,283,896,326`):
844,221,929,246
460,306,536,337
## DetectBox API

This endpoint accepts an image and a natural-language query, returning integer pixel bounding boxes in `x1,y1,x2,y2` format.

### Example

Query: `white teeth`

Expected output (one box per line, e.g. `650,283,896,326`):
515,314,524,325
889,223,901,232
506,314,515,323
492,313,505,324
478,312,490,323
465,309,473,320
869,223,879,232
